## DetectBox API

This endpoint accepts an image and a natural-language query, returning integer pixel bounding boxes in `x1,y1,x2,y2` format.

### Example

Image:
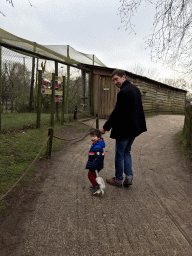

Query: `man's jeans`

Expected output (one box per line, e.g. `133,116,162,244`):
115,138,135,183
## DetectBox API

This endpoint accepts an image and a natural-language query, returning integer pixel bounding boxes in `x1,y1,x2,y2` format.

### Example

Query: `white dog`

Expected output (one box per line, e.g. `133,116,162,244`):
95,170,106,195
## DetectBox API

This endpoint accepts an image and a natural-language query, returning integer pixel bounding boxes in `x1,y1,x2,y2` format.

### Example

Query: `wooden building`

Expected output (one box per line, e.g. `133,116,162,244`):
83,65,187,118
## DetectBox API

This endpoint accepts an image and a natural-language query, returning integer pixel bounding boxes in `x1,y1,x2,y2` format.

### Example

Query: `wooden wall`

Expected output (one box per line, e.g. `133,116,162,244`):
90,68,187,118
130,77,186,115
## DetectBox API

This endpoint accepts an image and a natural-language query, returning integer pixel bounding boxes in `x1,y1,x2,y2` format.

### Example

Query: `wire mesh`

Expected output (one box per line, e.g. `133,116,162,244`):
0,46,91,132
2,47,32,114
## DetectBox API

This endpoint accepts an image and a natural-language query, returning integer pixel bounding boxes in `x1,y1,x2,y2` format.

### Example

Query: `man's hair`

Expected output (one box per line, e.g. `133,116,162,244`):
111,69,126,78
90,129,101,138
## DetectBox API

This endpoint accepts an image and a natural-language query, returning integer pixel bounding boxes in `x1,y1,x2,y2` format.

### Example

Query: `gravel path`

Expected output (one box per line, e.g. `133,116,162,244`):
1,115,192,255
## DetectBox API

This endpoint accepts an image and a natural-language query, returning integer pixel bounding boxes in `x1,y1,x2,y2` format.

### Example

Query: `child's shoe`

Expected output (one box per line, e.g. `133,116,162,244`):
89,185,98,190
92,185,100,195
89,185,94,190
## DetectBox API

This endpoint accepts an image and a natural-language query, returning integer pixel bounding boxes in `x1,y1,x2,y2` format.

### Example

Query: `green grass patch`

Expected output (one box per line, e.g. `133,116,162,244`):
0,124,64,213
176,129,192,161
0,114,89,214
144,112,160,118
1,112,76,132
144,112,185,118
1,113,50,132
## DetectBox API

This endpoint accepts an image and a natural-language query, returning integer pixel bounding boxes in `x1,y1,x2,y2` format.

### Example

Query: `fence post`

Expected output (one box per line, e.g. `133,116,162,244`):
36,70,42,128
29,56,35,112
66,46,70,114
55,61,59,123
61,76,65,125
0,45,2,134
47,128,54,157
88,72,94,116
82,70,86,112
74,106,77,120
96,114,99,129
51,73,55,127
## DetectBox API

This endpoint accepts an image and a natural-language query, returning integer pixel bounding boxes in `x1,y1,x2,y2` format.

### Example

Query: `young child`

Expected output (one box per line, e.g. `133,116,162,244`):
85,129,105,195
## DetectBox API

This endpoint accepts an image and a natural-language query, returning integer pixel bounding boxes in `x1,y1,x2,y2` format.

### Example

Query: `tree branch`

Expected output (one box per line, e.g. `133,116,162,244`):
0,11,6,16
6,0,14,7
1,0,35,16
119,0,192,74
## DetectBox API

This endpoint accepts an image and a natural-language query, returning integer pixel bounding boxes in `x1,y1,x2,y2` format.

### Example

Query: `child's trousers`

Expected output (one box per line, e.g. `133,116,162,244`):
88,170,99,186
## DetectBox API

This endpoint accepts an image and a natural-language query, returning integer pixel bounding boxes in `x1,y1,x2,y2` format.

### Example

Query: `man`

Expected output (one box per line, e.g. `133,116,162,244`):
100,69,147,187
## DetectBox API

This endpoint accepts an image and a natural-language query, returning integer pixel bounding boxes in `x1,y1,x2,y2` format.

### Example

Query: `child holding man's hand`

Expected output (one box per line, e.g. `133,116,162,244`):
85,129,105,195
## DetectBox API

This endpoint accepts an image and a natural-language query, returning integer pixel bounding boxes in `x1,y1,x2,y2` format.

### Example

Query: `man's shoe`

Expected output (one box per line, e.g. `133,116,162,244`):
106,177,122,187
123,179,132,187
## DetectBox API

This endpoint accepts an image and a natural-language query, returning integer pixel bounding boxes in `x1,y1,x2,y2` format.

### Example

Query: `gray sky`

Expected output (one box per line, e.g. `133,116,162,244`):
0,0,181,81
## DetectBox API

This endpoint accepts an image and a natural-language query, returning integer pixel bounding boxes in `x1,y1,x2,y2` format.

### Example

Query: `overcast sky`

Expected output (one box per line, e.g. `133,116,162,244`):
0,0,183,81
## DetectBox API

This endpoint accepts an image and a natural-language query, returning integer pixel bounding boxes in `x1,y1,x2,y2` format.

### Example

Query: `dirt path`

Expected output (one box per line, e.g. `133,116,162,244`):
1,115,192,255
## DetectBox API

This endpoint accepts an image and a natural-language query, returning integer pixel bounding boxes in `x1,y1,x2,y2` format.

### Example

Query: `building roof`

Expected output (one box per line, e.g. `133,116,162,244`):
78,63,187,93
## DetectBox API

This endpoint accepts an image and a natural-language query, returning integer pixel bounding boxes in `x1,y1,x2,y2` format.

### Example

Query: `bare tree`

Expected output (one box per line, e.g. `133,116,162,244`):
5,0,33,7
118,0,192,74
162,78,188,90
1,0,33,16
126,63,160,81
2,61,31,112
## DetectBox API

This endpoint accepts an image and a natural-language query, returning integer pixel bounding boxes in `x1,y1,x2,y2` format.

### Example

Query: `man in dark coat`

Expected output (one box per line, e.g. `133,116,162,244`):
100,69,147,187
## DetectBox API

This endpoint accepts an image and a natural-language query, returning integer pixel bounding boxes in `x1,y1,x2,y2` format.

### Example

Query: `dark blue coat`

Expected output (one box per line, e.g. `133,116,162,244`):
85,138,105,171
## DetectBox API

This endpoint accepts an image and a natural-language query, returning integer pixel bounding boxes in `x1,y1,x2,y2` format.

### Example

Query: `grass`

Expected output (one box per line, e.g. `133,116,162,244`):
0,112,88,213
1,112,75,132
0,110,89,213
0,124,66,212
1,113,49,131
144,112,185,118
176,129,192,161
145,112,160,118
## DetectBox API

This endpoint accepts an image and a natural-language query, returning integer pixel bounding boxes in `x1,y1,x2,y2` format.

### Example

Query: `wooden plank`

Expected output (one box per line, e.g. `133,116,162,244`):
93,74,100,116
93,69,112,76
92,71,186,116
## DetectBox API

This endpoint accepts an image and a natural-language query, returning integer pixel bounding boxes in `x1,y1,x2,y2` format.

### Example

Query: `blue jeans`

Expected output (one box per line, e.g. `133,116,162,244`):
115,138,135,183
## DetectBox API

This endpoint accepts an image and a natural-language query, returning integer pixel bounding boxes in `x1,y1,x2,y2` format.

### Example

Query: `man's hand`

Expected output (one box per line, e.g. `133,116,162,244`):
100,128,106,134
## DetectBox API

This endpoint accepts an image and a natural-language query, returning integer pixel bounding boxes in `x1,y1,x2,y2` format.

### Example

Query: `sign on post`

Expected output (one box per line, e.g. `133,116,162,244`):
41,89,63,96
55,97,63,102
